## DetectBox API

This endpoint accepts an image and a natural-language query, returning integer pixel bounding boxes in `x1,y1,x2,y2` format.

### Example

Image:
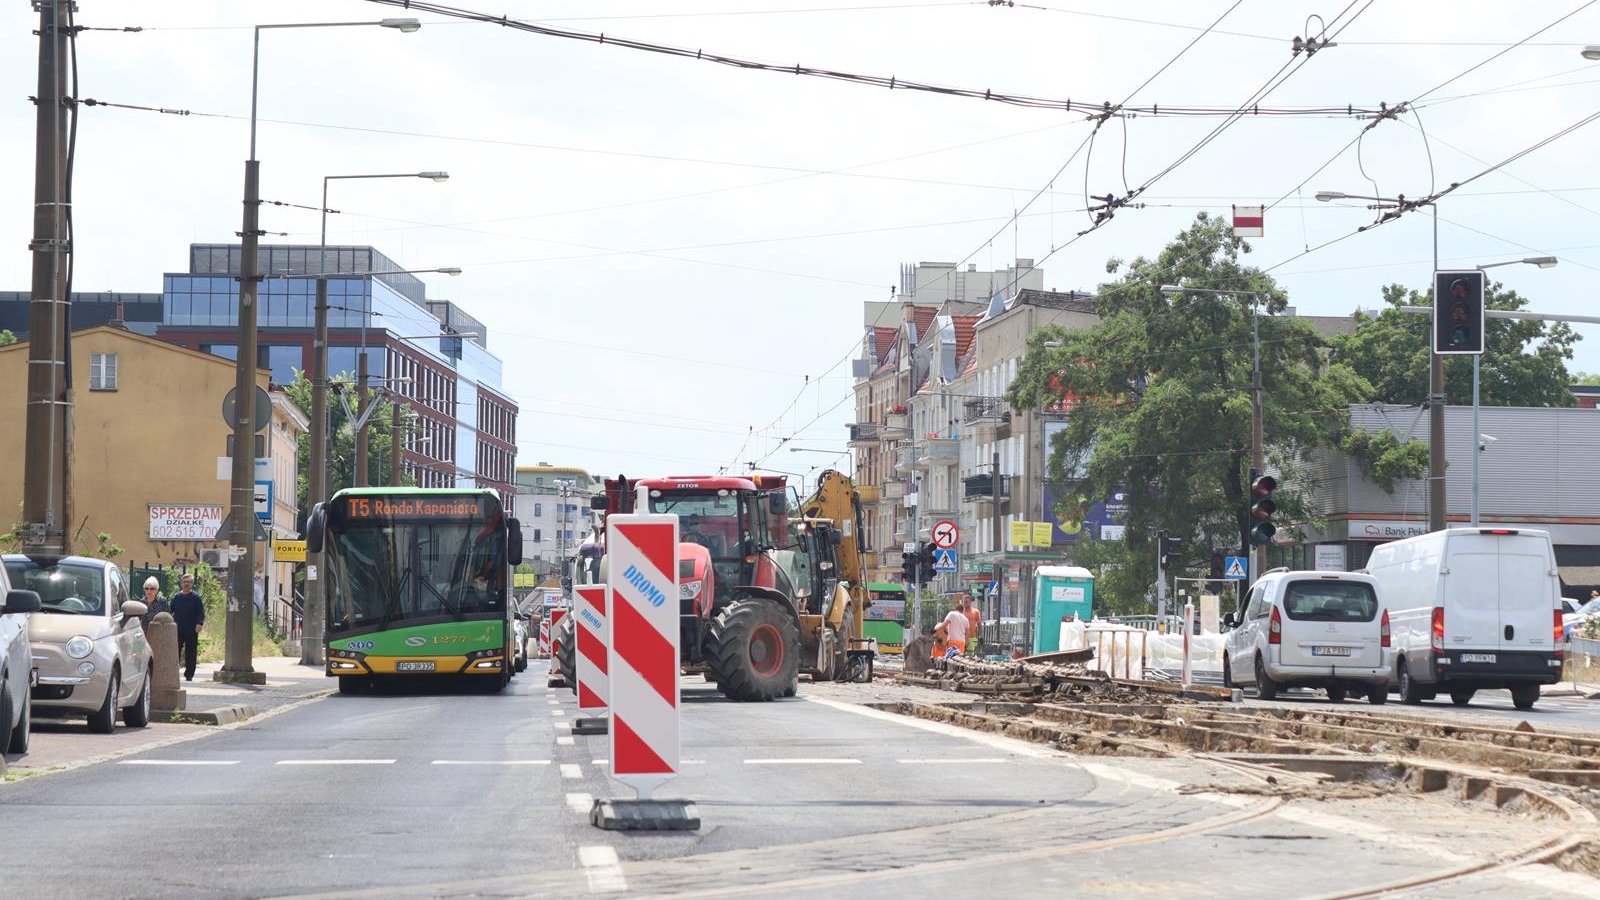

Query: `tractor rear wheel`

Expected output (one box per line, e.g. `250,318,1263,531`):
709,599,800,701
554,615,577,694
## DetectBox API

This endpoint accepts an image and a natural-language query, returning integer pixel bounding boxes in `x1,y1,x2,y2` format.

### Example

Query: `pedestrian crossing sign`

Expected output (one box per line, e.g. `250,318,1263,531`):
1224,556,1248,580
932,549,958,573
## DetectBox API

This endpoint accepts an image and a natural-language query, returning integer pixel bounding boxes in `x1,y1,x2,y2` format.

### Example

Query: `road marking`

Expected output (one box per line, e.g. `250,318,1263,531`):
275,759,396,766
565,791,593,813
592,758,701,766
801,695,1054,758
548,699,560,705
744,758,862,765
578,844,628,894
557,736,575,746
552,709,567,717
896,758,1008,764
560,763,584,779
430,760,552,766
118,759,239,766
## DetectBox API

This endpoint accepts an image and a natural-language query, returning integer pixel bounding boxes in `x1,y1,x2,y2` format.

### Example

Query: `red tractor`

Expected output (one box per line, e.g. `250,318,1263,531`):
595,474,802,701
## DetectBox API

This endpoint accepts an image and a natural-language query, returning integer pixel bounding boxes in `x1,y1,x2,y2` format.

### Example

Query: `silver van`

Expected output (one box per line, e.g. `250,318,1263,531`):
1365,528,1562,710
1223,569,1390,704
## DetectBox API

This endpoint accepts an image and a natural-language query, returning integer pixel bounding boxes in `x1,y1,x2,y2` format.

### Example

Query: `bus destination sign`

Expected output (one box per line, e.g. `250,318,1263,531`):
337,495,493,523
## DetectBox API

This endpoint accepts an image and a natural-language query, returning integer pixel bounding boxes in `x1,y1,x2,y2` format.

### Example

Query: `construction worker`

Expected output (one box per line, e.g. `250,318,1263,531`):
959,594,981,656
931,619,951,660
940,603,969,658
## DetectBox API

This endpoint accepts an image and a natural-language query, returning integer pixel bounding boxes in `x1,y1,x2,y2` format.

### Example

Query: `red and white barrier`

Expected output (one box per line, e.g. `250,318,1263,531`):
605,505,680,800
575,584,610,713
538,617,551,658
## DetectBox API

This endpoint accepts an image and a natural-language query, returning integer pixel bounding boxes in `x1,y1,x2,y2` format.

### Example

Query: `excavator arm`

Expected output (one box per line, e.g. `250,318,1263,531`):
799,470,876,681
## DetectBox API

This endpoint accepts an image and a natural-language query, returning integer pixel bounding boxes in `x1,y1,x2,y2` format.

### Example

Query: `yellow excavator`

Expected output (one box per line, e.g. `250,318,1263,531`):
789,469,876,682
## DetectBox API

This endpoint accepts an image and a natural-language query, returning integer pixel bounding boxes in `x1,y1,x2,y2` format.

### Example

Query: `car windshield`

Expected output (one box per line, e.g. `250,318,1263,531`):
1576,598,1600,618
3,559,106,615
1282,580,1379,622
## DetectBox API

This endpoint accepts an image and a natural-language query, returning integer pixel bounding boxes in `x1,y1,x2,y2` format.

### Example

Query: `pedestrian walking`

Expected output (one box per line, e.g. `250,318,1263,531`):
139,577,171,631
960,594,981,656
941,602,970,658
170,573,205,681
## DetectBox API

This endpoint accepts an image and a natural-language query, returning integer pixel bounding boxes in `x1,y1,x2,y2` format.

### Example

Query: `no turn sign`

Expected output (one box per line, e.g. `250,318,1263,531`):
931,519,959,549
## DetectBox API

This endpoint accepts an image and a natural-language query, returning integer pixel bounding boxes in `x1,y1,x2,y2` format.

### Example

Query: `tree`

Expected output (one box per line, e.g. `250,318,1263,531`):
282,370,413,523
1007,214,1370,611
1334,282,1579,407
0,329,16,347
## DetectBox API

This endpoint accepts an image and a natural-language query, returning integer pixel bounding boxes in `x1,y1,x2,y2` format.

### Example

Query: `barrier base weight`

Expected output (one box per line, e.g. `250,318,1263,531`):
571,717,608,735
547,674,568,688
591,799,700,832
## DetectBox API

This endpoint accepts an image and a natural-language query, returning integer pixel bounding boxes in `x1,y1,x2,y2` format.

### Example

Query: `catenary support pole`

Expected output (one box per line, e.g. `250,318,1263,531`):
1428,205,1447,532
355,352,369,487
22,0,72,555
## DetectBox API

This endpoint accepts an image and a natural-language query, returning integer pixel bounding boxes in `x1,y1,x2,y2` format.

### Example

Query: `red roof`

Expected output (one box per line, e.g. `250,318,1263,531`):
952,314,980,361
872,326,896,363
911,306,938,342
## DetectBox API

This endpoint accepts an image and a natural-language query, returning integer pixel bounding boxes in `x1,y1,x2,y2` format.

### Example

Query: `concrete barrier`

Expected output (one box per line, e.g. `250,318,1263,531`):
146,612,187,714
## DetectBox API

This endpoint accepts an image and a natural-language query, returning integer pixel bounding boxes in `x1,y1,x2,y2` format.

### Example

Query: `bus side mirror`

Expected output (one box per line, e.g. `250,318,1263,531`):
305,503,326,553
507,518,524,566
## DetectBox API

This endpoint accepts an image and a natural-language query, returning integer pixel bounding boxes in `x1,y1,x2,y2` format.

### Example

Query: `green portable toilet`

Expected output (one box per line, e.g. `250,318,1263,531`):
1033,566,1095,654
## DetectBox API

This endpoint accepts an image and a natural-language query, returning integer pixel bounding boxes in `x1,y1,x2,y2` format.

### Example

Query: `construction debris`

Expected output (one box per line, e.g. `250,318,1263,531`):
894,652,1232,703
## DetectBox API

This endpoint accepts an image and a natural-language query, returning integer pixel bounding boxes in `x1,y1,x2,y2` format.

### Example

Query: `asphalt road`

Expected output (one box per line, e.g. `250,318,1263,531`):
1,663,1594,899
1246,685,1600,733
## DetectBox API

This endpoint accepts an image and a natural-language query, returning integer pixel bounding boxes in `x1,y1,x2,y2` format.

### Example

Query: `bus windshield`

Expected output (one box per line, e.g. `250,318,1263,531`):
324,493,507,632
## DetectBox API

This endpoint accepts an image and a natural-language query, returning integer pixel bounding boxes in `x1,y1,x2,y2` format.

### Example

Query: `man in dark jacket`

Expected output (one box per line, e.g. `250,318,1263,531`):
170,573,205,681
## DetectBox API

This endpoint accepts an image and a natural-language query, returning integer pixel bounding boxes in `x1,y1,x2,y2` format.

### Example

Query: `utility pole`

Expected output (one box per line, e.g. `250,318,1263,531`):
388,394,403,486
1156,529,1169,622
990,449,1003,630
1427,206,1446,532
22,0,72,556
1249,296,1265,583
354,352,369,487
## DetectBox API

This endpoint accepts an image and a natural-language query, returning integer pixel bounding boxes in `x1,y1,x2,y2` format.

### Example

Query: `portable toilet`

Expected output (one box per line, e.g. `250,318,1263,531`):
1033,566,1095,654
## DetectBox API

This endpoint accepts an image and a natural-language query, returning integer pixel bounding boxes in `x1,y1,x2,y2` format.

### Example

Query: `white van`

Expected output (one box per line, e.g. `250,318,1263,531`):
1222,569,1390,704
1365,528,1562,710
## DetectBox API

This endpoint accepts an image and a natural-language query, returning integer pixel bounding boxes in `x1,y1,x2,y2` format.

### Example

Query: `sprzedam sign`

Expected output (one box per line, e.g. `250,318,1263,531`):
149,504,225,540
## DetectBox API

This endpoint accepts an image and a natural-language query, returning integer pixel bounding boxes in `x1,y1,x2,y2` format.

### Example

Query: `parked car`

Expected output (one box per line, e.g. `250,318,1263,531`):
2,555,153,733
1223,569,1390,705
512,612,530,673
1,564,42,754
1562,597,1600,642
1366,528,1563,710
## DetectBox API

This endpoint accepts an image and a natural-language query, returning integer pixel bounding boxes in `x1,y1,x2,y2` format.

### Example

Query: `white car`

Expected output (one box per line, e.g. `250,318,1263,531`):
1223,569,1390,705
1,564,43,755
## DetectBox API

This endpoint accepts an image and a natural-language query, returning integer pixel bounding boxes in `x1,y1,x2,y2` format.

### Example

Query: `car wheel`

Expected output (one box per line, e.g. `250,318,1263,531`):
1327,686,1346,703
1510,683,1539,711
123,668,152,728
1450,689,1475,707
1367,684,1388,705
1222,654,1234,689
88,669,120,734
2,679,26,754
1254,654,1279,701
1398,658,1425,705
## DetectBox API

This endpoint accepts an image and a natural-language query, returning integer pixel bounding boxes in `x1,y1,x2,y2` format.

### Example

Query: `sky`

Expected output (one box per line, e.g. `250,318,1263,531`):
4,1,1600,484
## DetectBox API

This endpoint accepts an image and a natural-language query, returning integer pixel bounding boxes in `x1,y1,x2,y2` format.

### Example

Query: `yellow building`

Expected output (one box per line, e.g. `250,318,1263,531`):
0,327,305,622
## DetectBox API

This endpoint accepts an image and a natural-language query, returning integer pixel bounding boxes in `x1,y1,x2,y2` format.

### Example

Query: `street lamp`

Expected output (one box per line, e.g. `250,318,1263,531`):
224,17,422,684
1583,45,1600,60
1467,257,1558,526
1317,186,1450,533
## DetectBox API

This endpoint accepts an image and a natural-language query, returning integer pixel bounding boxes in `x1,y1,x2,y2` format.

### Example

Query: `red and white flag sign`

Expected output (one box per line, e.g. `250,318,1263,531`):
574,583,610,713
605,511,680,800
1232,204,1264,237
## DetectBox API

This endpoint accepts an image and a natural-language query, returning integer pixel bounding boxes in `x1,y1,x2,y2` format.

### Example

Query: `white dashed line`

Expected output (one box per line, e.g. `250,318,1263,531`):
557,736,575,746
896,758,1008,764
560,763,584,779
430,760,552,766
275,759,396,766
566,791,594,813
551,709,567,717
118,759,240,766
578,845,628,894
744,758,862,765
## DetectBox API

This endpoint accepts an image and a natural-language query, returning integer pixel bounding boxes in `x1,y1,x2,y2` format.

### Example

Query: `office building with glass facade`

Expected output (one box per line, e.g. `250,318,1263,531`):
156,243,517,499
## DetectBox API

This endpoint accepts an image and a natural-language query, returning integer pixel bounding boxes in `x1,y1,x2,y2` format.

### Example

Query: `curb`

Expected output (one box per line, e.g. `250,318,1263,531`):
153,704,259,726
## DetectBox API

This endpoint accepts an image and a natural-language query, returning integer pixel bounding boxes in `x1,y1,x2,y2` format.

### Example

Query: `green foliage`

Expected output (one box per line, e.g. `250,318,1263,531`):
1571,371,1600,387
283,370,412,525
1335,282,1579,407
1341,429,1430,492
1007,214,1371,606
0,329,16,347
164,564,282,662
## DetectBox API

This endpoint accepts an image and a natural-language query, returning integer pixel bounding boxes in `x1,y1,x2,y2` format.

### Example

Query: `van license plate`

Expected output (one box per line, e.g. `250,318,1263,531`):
1312,646,1352,657
1461,653,1496,664
396,661,435,672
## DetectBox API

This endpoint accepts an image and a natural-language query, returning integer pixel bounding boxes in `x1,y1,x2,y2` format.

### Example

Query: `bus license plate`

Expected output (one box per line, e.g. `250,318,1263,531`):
1311,646,1351,657
396,661,436,672
1461,653,1496,664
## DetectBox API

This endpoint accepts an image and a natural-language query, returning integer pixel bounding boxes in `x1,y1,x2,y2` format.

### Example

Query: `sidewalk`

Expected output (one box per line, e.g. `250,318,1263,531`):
2,656,333,781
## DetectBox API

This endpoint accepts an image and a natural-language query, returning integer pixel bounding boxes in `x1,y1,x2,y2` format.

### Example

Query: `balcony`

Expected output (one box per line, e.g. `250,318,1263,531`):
892,521,913,544
847,422,882,447
963,473,1010,516
917,439,959,468
883,478,908,500
894,445,920,474
880,411,910,442
962,397,1005,424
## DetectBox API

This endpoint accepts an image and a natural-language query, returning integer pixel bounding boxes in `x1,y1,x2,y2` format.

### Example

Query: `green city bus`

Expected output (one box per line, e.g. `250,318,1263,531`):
862,582,908,654
306,488,524,693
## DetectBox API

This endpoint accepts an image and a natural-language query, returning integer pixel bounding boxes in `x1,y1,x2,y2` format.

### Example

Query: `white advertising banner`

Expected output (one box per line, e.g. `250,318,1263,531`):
1314,544,1349,571
149,504,225,540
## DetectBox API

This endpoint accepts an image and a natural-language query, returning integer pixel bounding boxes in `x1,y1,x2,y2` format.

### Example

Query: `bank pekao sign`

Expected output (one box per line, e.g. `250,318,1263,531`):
149,504,225,540
1347,518,1430,542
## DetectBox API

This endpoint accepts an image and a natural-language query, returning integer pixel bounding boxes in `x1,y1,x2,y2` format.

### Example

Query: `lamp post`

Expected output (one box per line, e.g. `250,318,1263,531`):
223,16,421,684
305,174,446,665
1468,257,1557,526
1160,283,1266,593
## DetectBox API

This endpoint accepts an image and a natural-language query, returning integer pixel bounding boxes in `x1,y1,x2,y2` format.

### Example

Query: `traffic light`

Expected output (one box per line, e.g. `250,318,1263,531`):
919,542,938,585
1433,270,1485,355
1249,474,1278,546
1210,551,1225,579
901,552,917,584
1160,534,1182,570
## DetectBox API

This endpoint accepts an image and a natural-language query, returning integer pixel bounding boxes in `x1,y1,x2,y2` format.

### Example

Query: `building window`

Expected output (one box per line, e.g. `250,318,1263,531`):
534,502,543,517
532,528,542,543
90,352,118,391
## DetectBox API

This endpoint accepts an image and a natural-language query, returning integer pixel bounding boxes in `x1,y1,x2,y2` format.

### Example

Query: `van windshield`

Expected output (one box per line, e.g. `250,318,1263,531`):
1283,581,1378,622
